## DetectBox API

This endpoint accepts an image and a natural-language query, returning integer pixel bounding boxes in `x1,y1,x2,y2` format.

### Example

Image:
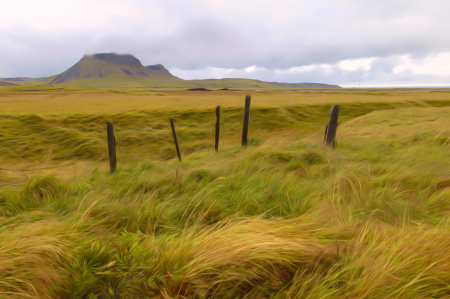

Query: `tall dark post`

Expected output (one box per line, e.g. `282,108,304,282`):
325,105,340,147
241,95,251,146
106,121,116,173
215,106,220,152
170,118,182,161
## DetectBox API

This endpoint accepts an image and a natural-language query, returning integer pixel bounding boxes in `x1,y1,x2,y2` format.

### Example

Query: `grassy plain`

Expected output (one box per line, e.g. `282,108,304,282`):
1,85,449,114
1,86,450,298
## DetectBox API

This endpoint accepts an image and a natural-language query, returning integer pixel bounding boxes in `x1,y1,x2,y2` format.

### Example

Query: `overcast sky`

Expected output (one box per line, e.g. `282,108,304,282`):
1,0,450,87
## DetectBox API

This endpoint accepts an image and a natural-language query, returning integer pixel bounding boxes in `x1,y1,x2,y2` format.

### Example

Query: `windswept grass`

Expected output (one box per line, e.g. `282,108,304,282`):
0,219,73,298
1,90,450,297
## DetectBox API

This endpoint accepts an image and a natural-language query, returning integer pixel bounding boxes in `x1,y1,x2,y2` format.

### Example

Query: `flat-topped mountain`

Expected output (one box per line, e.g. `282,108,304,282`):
2,53,341,89
47,53,183,87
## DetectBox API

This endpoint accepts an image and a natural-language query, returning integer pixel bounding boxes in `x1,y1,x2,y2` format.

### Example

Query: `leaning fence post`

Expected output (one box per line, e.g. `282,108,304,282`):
325,105,340,147
106,121,116,173
215,106,220,152
324,125,328,143
241,95,251,146
170,118,182,161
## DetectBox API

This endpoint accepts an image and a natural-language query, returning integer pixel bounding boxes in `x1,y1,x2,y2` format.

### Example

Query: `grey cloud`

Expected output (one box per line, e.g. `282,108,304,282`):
1,0,450,86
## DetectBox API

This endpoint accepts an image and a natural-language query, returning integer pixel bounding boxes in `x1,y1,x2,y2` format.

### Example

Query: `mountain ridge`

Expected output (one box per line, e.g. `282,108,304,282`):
1,53,341,89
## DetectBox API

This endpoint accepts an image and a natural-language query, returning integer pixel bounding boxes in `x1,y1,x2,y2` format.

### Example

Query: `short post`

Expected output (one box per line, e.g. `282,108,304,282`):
325,105,340,147
324,125,328,143
241,95,251,146
106,121,116,173
170,118,182,161
215,106,220,152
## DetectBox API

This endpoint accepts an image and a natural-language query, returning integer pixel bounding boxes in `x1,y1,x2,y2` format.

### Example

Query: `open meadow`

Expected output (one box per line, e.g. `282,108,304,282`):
1,86,450,298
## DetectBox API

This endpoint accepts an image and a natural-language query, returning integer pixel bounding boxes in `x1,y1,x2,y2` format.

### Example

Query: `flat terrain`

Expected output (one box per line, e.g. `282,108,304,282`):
1,86,450,298
1,85,450,114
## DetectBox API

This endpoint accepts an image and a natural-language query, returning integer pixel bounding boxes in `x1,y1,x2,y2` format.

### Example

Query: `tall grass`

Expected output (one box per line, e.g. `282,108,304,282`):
1,101,450,297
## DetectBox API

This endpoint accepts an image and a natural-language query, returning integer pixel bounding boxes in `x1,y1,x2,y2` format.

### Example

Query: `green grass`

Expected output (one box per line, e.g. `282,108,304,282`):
1,95,450,297
1,99,450,162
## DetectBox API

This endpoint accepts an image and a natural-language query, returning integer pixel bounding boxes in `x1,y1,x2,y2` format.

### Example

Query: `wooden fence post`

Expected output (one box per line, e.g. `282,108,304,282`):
106,121,116,173
241,95,251,146
215,106,220,152
325,105,340,147
170,118,182,161
324,125,328,143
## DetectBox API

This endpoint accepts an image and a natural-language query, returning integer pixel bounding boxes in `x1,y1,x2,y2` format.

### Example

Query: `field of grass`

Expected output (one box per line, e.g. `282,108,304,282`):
1,87,450,298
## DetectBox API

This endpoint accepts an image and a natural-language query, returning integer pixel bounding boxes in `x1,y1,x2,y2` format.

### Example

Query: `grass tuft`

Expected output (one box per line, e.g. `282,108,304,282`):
22,174,64,204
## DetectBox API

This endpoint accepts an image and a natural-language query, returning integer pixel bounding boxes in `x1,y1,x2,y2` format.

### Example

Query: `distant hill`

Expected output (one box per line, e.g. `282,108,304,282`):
45,53,184,88
0,80,19,87
187,78,341,89
1,53,341,89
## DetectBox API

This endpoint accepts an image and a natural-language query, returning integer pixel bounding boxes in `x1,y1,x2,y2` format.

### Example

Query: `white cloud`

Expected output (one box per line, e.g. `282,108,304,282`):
170,67,242,80
339,57,376,72
244,66,267,73
393,52,450,76
172,53,450,87
282,65,321,73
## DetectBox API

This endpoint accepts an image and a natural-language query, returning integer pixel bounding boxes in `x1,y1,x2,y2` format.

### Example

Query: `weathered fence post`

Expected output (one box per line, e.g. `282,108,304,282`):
215,106,220,152
106,121,116,173
325,105,340,147
170,118,182,161
241,95,251,146
324,125,328,143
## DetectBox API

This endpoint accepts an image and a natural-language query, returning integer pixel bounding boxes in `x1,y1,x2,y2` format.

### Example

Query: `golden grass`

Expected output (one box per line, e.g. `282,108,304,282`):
0,87,449,115
0,220,73,298
0,88,450,297
137,216,338,298
341,106,450,141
